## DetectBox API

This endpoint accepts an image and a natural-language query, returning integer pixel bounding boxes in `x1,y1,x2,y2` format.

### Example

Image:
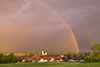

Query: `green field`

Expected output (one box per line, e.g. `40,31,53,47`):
0,62,100,67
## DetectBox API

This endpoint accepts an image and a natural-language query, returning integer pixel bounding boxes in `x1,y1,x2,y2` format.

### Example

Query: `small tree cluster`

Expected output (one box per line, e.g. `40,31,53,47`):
0,53,20,63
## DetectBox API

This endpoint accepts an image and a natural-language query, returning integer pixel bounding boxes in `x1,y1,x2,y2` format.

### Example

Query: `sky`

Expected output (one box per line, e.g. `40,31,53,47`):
0,0,100,53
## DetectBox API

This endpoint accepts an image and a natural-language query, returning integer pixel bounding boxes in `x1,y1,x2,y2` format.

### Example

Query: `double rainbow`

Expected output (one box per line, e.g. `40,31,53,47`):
38,1,80,53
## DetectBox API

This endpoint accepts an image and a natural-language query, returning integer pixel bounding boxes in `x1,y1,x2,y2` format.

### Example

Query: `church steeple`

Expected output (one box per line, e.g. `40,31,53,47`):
42,49,47,55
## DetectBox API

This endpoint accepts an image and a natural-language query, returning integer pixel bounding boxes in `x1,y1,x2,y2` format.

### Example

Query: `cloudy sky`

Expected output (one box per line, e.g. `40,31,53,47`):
0,0,100,53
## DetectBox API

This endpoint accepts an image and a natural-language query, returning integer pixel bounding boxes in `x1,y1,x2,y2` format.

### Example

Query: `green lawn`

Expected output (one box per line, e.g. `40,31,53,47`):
0,62,100,67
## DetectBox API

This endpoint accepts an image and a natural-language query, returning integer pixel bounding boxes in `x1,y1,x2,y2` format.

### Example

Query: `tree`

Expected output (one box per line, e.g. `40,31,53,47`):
8,53,14,62
0,53,3,58
67,53,71,59
29,53,35,57
0,53,3,63
18,56,22,62
91,44,100,53
11,56,17,63
84,44,100,62
62,57,66,61
1,56,9,63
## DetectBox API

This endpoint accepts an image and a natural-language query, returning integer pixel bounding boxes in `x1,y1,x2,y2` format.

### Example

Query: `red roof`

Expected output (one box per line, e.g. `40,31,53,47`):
42,57,52,61
22,56,64,62
53,57,62,60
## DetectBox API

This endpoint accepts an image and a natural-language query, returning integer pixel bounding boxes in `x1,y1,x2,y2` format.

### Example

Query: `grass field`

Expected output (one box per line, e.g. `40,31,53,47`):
0,62,100,67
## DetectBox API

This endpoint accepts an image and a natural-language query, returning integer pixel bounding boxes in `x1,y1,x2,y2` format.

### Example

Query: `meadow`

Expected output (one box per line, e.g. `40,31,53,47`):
0,62,100,67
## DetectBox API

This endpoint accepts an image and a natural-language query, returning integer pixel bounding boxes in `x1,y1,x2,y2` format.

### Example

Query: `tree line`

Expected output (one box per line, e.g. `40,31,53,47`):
0,53,22,63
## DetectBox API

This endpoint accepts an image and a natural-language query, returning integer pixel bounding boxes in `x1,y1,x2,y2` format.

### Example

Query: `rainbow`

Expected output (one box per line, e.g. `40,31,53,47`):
67,2,93,45
85,28,93,45
38,1,80,53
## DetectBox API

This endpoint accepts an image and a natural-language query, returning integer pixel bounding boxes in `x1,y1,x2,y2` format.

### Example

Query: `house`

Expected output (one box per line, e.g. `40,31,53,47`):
38,57,52,62
38,58,46,62
22,59,25,62
22,56,41,62
22,57,30,62
61,54,64,57
49,57,54,62
32,57,41,62
53,57,63,62
80,59,84,62
68,59,76,62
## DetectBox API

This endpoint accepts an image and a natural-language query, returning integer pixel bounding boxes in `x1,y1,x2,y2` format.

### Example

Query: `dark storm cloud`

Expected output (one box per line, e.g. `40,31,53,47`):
0,0,100,53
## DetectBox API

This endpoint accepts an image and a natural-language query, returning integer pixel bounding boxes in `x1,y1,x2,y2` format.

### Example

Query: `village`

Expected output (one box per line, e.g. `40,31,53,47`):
21,50,65,62
17,50,84,63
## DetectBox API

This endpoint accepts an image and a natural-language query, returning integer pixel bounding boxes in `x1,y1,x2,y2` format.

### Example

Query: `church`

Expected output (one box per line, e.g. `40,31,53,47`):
42,50,47,55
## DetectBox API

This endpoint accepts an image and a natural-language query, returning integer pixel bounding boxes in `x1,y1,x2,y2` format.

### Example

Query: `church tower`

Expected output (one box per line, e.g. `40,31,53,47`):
42,49,45,55
42,49,47,55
